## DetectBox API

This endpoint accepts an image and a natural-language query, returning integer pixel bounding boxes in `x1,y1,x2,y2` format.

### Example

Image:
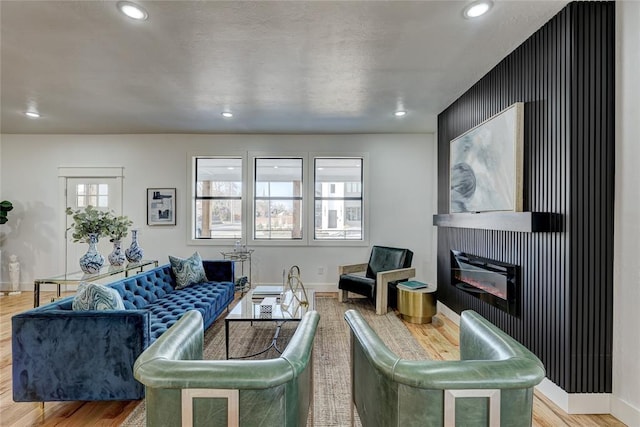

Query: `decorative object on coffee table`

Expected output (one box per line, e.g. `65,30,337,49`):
126,229,144,263
284,265,309,308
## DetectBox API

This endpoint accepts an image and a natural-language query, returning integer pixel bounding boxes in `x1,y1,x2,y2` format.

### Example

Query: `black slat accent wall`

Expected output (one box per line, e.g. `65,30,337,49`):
436,2,614,393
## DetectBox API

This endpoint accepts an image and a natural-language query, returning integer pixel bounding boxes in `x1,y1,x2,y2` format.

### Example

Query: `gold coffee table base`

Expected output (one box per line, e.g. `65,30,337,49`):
397,284,436,324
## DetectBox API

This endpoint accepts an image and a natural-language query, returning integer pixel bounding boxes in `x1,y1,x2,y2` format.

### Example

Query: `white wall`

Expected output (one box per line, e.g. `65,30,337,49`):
0,133,437,291
613,2,640,425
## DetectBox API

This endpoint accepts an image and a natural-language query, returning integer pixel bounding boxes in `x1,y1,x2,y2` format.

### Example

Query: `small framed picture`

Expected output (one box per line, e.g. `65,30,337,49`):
147,188,176,226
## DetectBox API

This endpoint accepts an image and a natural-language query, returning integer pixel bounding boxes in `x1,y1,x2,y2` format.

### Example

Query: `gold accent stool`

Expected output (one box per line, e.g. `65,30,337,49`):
397,282,437,324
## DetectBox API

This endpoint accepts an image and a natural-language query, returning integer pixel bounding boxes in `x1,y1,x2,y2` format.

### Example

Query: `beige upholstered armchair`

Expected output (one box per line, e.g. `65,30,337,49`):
344,309,546,426
338,245,415,314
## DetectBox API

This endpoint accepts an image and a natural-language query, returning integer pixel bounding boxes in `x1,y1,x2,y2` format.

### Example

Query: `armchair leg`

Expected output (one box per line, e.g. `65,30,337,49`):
338,289,348,302
375,287,388,315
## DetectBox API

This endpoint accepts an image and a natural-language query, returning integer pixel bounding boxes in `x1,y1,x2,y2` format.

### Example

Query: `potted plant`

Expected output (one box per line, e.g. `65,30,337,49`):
66,205,113,242
1,200,13,225
66,205,114,273
106,215,133,267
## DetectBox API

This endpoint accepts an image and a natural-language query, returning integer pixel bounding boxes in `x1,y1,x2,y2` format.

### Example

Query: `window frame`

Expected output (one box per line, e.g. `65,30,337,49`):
248,152,308,247
188,152,247,246
309,153,369,247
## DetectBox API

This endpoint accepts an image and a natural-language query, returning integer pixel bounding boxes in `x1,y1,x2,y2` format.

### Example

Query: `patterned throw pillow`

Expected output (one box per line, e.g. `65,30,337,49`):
169,251,208,290
72,282,125,311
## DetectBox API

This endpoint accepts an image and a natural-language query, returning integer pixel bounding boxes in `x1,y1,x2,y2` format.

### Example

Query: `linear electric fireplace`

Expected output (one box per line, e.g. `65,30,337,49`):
450,250,520,316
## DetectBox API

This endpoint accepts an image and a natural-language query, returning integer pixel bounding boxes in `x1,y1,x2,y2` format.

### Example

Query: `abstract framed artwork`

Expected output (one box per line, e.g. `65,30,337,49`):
147,188,176,226
450,102,524,213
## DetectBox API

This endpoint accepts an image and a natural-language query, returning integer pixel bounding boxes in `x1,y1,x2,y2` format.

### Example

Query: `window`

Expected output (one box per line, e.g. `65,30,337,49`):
191,153,366,245
254,157,303,240
76,183,109,208
314,157,364,240
195,157,242,239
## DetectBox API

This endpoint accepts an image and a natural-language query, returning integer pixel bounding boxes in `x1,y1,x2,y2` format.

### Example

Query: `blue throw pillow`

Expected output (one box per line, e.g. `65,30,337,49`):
169,252,208,290
73,282,125,311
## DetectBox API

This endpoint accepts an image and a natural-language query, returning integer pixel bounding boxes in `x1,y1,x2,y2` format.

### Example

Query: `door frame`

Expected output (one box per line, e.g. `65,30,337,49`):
58,167,124,276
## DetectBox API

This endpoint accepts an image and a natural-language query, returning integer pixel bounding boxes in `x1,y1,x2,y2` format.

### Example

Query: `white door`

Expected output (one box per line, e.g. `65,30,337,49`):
64,177,123,274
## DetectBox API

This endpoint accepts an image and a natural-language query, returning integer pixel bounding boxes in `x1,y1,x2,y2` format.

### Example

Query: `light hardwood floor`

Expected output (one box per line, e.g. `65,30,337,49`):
0,291,627,426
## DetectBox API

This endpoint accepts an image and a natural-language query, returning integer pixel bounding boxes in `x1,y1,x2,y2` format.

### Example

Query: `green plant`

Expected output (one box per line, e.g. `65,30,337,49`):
66,205,114,242
107,214,133,241
0,200,13,225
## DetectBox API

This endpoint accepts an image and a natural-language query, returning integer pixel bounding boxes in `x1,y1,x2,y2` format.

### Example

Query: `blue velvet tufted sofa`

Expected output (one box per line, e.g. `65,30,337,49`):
12,260,235,402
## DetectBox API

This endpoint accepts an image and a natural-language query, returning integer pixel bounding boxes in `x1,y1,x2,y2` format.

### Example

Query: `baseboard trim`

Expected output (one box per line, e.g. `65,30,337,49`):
437,301,460,324
611,395,640,427
536,379,612,414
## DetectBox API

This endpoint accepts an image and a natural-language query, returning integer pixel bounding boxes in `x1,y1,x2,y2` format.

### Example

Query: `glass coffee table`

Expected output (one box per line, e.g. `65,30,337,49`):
225,287,315,359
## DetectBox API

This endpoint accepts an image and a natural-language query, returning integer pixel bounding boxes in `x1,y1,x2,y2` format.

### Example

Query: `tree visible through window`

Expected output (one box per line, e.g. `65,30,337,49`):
254,158,303,240
195,157,242,239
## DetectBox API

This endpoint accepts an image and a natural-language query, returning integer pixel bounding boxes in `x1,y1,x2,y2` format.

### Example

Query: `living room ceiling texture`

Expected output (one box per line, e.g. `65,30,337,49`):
0,1,568,135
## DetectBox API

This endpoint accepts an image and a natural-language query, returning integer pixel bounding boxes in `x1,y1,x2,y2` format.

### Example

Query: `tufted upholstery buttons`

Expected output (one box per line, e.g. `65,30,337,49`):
108,264,235,342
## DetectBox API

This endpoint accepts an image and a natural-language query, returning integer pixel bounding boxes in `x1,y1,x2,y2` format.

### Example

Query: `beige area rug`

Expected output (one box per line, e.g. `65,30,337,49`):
121,296,428,427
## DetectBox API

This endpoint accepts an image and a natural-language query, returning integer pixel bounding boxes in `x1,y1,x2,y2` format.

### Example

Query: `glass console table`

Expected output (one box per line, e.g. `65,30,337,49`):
33,259,158,307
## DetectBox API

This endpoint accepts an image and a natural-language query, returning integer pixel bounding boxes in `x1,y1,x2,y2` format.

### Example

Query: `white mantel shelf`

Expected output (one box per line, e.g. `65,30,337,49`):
432,212,562,233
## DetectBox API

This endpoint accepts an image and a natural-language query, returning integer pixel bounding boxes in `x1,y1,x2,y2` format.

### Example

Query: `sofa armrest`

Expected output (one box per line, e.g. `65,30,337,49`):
375,267,415,314
338,262,369,275
12,308,150,401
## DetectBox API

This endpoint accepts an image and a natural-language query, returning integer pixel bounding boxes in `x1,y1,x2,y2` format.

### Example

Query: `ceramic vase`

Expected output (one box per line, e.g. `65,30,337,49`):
79,233,105,274
125,229,144,263
108,239,126,267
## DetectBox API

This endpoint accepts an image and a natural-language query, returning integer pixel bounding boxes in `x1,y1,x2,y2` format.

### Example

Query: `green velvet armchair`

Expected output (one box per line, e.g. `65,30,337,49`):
133,310,320,427
344,309,546,427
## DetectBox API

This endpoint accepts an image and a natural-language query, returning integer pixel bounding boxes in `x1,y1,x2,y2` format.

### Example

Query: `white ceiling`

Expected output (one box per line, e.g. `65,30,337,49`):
0,1,569,135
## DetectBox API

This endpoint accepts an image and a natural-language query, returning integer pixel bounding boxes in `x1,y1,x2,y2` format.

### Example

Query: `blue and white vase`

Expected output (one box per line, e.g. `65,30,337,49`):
125,229,144,263
108,239,126,267
79,233,105,274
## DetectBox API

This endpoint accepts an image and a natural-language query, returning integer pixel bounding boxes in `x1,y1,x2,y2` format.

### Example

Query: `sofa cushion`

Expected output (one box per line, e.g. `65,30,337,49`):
112,267,175,310
145,281,235,340
338,274,376,299
72,282,125,311
169,252,207,289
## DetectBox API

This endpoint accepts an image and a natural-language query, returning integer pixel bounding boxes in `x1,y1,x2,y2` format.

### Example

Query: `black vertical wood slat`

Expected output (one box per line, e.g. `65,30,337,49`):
435,2,614,394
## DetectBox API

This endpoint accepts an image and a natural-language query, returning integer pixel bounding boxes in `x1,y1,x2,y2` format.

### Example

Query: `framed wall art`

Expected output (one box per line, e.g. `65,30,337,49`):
147,188,176,226
449,102,524,213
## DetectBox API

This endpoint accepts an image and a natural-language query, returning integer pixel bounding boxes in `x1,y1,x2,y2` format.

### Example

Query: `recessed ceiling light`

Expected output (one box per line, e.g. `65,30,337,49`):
117,1,148,21
221,112,233,118
463,0,493,19
25,111,41,119
394,110,407,117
